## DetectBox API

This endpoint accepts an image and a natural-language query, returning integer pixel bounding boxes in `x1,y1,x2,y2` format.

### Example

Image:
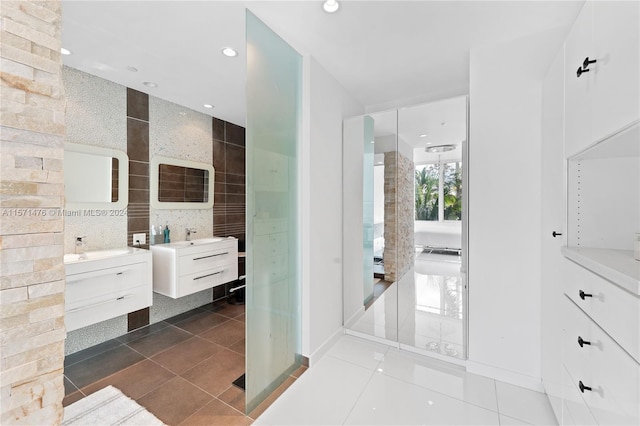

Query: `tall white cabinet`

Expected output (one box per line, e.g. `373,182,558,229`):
542,1,640,425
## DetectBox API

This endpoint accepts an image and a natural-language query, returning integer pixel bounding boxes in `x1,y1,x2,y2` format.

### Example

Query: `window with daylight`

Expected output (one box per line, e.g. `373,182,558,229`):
415,161,462,221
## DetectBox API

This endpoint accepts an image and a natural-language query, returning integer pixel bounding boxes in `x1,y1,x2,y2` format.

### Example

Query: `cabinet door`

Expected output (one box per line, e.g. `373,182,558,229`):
591,0,640,142
564,1,593,157
541,45,567,424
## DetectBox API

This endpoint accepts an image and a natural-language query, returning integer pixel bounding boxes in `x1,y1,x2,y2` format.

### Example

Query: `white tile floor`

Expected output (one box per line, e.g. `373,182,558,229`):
255,335,558,426
350,251,465,359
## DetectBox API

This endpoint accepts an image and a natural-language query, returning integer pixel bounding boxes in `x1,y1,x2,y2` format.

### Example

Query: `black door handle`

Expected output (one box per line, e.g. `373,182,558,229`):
578,381,592,393
578,336,591,347
579,290,593,300
552,231,562,238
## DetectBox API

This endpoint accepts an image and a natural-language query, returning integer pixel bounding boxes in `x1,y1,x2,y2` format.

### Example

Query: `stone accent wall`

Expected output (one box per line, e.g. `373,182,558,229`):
383,151,415,282
0,1,66,424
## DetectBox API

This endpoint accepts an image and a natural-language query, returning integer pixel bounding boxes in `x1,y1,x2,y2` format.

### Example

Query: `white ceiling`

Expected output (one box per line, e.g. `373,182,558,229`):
61,1,584,127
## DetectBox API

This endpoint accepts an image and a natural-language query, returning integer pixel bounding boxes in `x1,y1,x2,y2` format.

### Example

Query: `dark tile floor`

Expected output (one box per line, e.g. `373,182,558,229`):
63,299,307,425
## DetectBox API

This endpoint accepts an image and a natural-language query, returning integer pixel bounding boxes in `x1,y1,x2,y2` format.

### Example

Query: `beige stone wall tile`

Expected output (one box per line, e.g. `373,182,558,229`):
0,313,29,331
1,17,58,51
0,181,38,195
0,31,31,52
14,156,43,169
0,127,64,148
25,92,63,112
1,141,63,160
1,341,63,371
36,183,63,196
27,279,63,299
1,267,64,290
0,216,63,236
0,293,63,319
0,260,33,278
0,327,65,358
41,158,62,171
0,57,33,80
0,85,26,103
1,73,52,97
0,112,64,136
0,194,63,208
1,3,58,37
0,245,62,263
33,256,62,272
28,303,63,324
0,362,38,389
0,318,56,346
1,43,58,73
0,287,28,304
17,2,60,23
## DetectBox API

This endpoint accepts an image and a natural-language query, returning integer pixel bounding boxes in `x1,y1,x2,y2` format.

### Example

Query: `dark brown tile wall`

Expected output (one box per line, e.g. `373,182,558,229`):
111,158,119,202
212,118,246,300
127,89,151,330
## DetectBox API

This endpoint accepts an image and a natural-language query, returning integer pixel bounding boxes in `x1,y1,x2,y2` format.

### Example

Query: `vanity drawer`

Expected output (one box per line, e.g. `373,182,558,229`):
562,366,597,426
177,264,238,298
66,262,149,305
563,296,640,425
179,247,235,275
65,283,151,332
563,258,640,362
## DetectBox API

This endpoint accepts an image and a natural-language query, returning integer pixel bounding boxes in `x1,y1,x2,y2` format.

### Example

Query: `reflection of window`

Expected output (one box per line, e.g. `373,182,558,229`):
415,162,461,221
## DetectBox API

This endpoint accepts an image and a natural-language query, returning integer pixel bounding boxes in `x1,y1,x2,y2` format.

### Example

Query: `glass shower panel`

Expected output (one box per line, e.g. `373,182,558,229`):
344,110,398,342
245,10,301,413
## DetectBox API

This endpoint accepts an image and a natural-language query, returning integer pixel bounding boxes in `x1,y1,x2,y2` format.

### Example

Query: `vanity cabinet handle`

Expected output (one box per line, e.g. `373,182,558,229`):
578,336,591,347
193,252,229,261
579,290,592,300
582,57,597,68
578,381,592,393
193,271,224,281
577,66,589,77
552,231,562,238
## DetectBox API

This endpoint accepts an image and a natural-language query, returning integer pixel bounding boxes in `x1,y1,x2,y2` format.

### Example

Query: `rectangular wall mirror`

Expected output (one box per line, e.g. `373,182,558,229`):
64,142,129,210
150,156,214,209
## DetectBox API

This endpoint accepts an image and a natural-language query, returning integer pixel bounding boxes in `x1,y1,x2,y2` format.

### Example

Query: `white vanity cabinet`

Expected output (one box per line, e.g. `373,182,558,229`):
150,237,238,299
564,0,640,157
65,248,152,332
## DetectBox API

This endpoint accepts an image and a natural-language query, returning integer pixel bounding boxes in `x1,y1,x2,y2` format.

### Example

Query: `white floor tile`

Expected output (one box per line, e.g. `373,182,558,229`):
254,356,374,425
378,349,498,412
343,373,500,425
495,381,558,426
325,335,390,370
500,414,533,425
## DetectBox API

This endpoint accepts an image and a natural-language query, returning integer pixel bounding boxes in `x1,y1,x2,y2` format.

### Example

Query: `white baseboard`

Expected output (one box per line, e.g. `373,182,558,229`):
309,326,345,366
343,307,365,329
466,360,545,392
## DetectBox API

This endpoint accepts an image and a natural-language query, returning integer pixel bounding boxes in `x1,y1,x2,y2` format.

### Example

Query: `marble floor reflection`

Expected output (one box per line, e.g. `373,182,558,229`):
348,249,464,360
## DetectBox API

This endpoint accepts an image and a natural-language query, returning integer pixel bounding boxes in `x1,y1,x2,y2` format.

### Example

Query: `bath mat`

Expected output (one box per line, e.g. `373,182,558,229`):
62,385,165,425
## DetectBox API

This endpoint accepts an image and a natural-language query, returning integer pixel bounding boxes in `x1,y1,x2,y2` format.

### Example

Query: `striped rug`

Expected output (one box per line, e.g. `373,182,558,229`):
62,386,165,425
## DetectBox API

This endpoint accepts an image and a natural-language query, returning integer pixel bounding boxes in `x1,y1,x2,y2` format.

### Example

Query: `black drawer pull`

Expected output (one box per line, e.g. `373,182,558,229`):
582,57,597,68
578,336,591,347
116,272,124,275
552,231,562,238
577,66,589,77
193,271,224,281
578,381,592,393
579,290,592,300
193,252,229,261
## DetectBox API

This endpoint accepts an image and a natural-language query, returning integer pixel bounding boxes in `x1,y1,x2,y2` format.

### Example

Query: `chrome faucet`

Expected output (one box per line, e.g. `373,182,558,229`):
186,228,197,241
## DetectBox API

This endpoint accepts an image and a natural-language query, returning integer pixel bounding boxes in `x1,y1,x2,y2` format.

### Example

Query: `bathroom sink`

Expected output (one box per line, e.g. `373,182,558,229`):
163,237,227,248
64,247,147,264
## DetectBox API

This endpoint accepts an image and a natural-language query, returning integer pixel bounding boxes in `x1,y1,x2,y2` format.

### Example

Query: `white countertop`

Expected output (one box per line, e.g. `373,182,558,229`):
562,246,640,296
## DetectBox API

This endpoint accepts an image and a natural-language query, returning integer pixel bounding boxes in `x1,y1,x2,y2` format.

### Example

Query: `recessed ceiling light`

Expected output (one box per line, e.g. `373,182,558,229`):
143,81,158,88
125,66,138,72
419,134,428,138
221,47,238,57
323,0,340,13
60,47,71,55
203,104,213,109
440,121,446,126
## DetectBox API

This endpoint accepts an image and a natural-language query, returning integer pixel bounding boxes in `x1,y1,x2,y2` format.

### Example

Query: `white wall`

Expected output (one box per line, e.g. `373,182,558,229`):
467,28,566,390
302,56,364,362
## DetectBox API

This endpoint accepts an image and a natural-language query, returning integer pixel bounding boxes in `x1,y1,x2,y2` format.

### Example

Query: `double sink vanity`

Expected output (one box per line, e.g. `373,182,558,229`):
64,237,238,332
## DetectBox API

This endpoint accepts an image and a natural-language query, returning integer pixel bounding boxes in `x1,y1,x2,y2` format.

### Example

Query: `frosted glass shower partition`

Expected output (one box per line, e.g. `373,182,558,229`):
245,10,302,414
